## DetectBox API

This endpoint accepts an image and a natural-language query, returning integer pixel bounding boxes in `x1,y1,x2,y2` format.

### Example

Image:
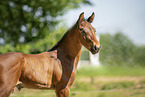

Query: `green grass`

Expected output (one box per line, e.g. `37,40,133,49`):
11,89,56,97
11,87,145,97
70,88,145,97
140,79,145,85
101,81,135,90
77,66,145,77
71,80,135,91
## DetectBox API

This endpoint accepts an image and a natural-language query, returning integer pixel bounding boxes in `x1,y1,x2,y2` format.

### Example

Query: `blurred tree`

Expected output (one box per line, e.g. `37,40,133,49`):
0,25,67,54
134,46,145,66
100,32,136,66
0,0,91,46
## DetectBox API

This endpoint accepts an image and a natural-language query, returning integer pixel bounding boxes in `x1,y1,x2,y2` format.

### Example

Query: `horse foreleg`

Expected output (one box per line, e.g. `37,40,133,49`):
55,87,70,97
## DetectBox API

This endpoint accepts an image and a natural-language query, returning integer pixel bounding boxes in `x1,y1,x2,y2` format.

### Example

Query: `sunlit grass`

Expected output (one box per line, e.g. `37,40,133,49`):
70,88,145,97
77,65,145,77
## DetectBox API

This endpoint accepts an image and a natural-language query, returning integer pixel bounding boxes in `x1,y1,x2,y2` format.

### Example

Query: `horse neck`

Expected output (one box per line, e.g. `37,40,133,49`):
50,24,82,60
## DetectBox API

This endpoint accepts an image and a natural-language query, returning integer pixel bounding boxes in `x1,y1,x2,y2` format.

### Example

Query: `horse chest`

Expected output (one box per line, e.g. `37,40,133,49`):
68,68,77,86
56,61,77,87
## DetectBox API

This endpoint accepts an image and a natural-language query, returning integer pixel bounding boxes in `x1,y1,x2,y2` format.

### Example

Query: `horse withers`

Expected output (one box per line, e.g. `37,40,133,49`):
0,12,100,97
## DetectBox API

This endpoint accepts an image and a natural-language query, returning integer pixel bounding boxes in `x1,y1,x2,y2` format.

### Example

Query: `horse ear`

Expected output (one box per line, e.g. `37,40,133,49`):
87,12,95,23
77,12,84,29
77,12,84,24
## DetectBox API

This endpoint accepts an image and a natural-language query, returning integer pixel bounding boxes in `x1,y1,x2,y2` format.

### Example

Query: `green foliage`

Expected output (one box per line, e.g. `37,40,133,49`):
0,44,15,53
29,27,66,54
0,27,66,54
99,32,145,66
0,0,91,45
134,46,145,66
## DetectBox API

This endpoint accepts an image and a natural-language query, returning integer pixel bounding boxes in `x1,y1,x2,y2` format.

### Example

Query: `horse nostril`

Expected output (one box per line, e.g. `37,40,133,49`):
94,45,98,51
94,45,101,51
91,45,100,54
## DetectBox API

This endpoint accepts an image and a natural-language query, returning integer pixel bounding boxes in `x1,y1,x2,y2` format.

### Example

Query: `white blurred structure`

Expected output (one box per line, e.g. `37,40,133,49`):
89,34,100,66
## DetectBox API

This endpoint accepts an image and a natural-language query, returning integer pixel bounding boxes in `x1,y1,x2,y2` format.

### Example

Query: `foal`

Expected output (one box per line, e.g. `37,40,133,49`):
0,12,100,97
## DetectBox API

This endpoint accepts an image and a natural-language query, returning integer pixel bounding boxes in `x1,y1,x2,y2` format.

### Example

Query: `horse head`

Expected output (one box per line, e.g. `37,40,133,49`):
77,12,101,54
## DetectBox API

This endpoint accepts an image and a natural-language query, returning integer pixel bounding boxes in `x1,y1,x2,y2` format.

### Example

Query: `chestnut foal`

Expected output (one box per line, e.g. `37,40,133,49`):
0,12,100,97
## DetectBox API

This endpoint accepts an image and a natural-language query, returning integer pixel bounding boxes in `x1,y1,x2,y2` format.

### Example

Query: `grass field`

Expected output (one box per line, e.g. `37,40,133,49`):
77,65,145,77
11,88,145,97
10,66,145,97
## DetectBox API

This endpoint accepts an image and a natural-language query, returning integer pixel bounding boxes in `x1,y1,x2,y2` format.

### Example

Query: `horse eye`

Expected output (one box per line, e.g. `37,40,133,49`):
80,28,86,34
82,31,86,35
80,28,83,31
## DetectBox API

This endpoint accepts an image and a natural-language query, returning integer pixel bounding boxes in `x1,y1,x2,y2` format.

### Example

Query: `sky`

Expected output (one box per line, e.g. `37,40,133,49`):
62,0,145,45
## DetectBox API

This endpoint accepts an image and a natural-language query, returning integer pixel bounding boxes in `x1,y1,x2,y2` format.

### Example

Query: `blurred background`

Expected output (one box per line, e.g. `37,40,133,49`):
0,0,145,97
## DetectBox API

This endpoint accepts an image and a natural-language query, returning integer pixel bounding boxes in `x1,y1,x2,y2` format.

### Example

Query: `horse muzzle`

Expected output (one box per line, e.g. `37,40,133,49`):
91,45,101,54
